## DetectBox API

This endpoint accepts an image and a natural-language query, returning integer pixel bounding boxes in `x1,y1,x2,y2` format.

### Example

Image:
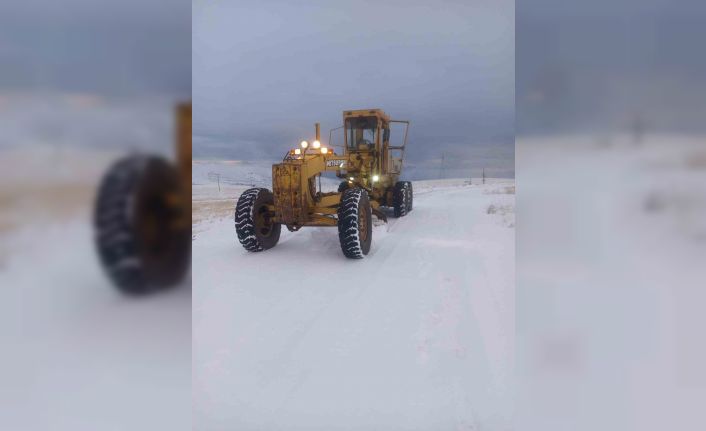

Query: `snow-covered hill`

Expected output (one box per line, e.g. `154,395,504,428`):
192,165,515,431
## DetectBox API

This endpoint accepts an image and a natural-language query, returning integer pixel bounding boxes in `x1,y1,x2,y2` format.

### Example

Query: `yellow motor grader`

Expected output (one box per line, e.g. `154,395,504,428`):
93,103,191,293
235,109,411,258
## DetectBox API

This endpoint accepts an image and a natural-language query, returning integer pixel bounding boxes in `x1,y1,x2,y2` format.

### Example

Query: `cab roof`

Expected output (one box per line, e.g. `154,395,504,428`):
343,109,390,123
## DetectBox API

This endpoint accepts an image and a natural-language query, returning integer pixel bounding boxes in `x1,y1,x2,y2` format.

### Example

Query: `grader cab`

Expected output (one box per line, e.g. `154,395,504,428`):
235,109,412,258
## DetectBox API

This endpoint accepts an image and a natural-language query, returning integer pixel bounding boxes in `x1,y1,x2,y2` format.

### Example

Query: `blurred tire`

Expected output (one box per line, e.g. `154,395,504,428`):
94,155,190,294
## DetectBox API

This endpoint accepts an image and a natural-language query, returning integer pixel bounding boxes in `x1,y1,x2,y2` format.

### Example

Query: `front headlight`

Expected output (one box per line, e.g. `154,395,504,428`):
372,175,379,182
312,140,321,149
320,147,328,154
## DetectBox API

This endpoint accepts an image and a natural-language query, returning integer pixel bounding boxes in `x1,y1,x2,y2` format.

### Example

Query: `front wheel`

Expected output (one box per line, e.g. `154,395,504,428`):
235,188,281,252
337,188,372,259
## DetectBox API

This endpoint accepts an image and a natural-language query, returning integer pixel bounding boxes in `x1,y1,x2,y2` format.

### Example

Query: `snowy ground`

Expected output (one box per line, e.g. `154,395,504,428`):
192,162,515,431
516,134,706,431
0,144,191,429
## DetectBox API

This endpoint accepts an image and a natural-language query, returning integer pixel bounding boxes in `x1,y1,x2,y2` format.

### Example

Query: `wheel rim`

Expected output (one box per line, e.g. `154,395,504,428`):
358,204,369,242
139,190,177,258
255,204,274,237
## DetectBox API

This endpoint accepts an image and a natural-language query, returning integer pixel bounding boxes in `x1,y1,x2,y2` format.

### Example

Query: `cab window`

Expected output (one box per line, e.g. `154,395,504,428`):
345,117,377,150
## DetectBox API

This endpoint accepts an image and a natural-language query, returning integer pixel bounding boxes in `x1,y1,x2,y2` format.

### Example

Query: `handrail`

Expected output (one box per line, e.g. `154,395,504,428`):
328,126,345,151
389,120,409,148
388,120,410,174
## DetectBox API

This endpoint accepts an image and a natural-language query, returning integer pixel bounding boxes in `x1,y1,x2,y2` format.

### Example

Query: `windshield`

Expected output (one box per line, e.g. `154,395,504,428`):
345,117,377,150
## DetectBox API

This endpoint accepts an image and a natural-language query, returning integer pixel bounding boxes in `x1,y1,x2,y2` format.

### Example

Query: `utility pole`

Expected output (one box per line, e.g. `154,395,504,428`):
439,152,445,179
482,167,486,185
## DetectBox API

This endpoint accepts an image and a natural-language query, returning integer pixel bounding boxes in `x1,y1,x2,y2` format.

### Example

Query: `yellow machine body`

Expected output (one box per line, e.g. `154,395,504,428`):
271,109,409,229
176,102,192,199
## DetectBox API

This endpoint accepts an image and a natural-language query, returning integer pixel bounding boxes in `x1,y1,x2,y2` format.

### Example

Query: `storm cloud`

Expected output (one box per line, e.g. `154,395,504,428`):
193,0,514,179
517,0,706,135
0,0,191,98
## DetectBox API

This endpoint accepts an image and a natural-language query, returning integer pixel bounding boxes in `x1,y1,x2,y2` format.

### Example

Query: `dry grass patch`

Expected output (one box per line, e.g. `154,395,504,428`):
485,185,515,195
192,199,236,226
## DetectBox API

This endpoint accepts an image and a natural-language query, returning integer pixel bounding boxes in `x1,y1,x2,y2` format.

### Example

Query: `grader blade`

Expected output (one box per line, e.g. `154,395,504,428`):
372,207,388,223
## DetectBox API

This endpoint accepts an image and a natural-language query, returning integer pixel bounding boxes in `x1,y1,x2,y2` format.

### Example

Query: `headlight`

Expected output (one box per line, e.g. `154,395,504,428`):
300,140,308,148
312,140,321,149
372,175,379,182
294,148,301,155
349,177,354,181
320,147,328,154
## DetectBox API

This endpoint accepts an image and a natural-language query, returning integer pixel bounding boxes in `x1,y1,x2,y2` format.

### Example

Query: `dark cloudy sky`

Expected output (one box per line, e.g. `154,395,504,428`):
517,0,706,135
0,0,191,154
193,0,514,179
0,0,191,98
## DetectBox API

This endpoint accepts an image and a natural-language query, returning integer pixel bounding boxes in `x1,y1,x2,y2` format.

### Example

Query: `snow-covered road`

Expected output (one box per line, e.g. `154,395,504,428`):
193,179,515,431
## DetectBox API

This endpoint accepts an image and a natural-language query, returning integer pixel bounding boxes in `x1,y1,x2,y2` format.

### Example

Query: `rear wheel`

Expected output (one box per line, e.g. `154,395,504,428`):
235,188,281,252
393,181,410,217
337,188,372,259
94,155,190,294
406,181,414,212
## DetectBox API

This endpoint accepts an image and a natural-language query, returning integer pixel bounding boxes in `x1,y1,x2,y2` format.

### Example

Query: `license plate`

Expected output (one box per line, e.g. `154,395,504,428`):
326,159,346,168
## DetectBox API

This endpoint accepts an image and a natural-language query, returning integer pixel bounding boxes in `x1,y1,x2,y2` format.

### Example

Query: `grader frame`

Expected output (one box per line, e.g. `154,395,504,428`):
235,108,412,259
272,109,409,229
